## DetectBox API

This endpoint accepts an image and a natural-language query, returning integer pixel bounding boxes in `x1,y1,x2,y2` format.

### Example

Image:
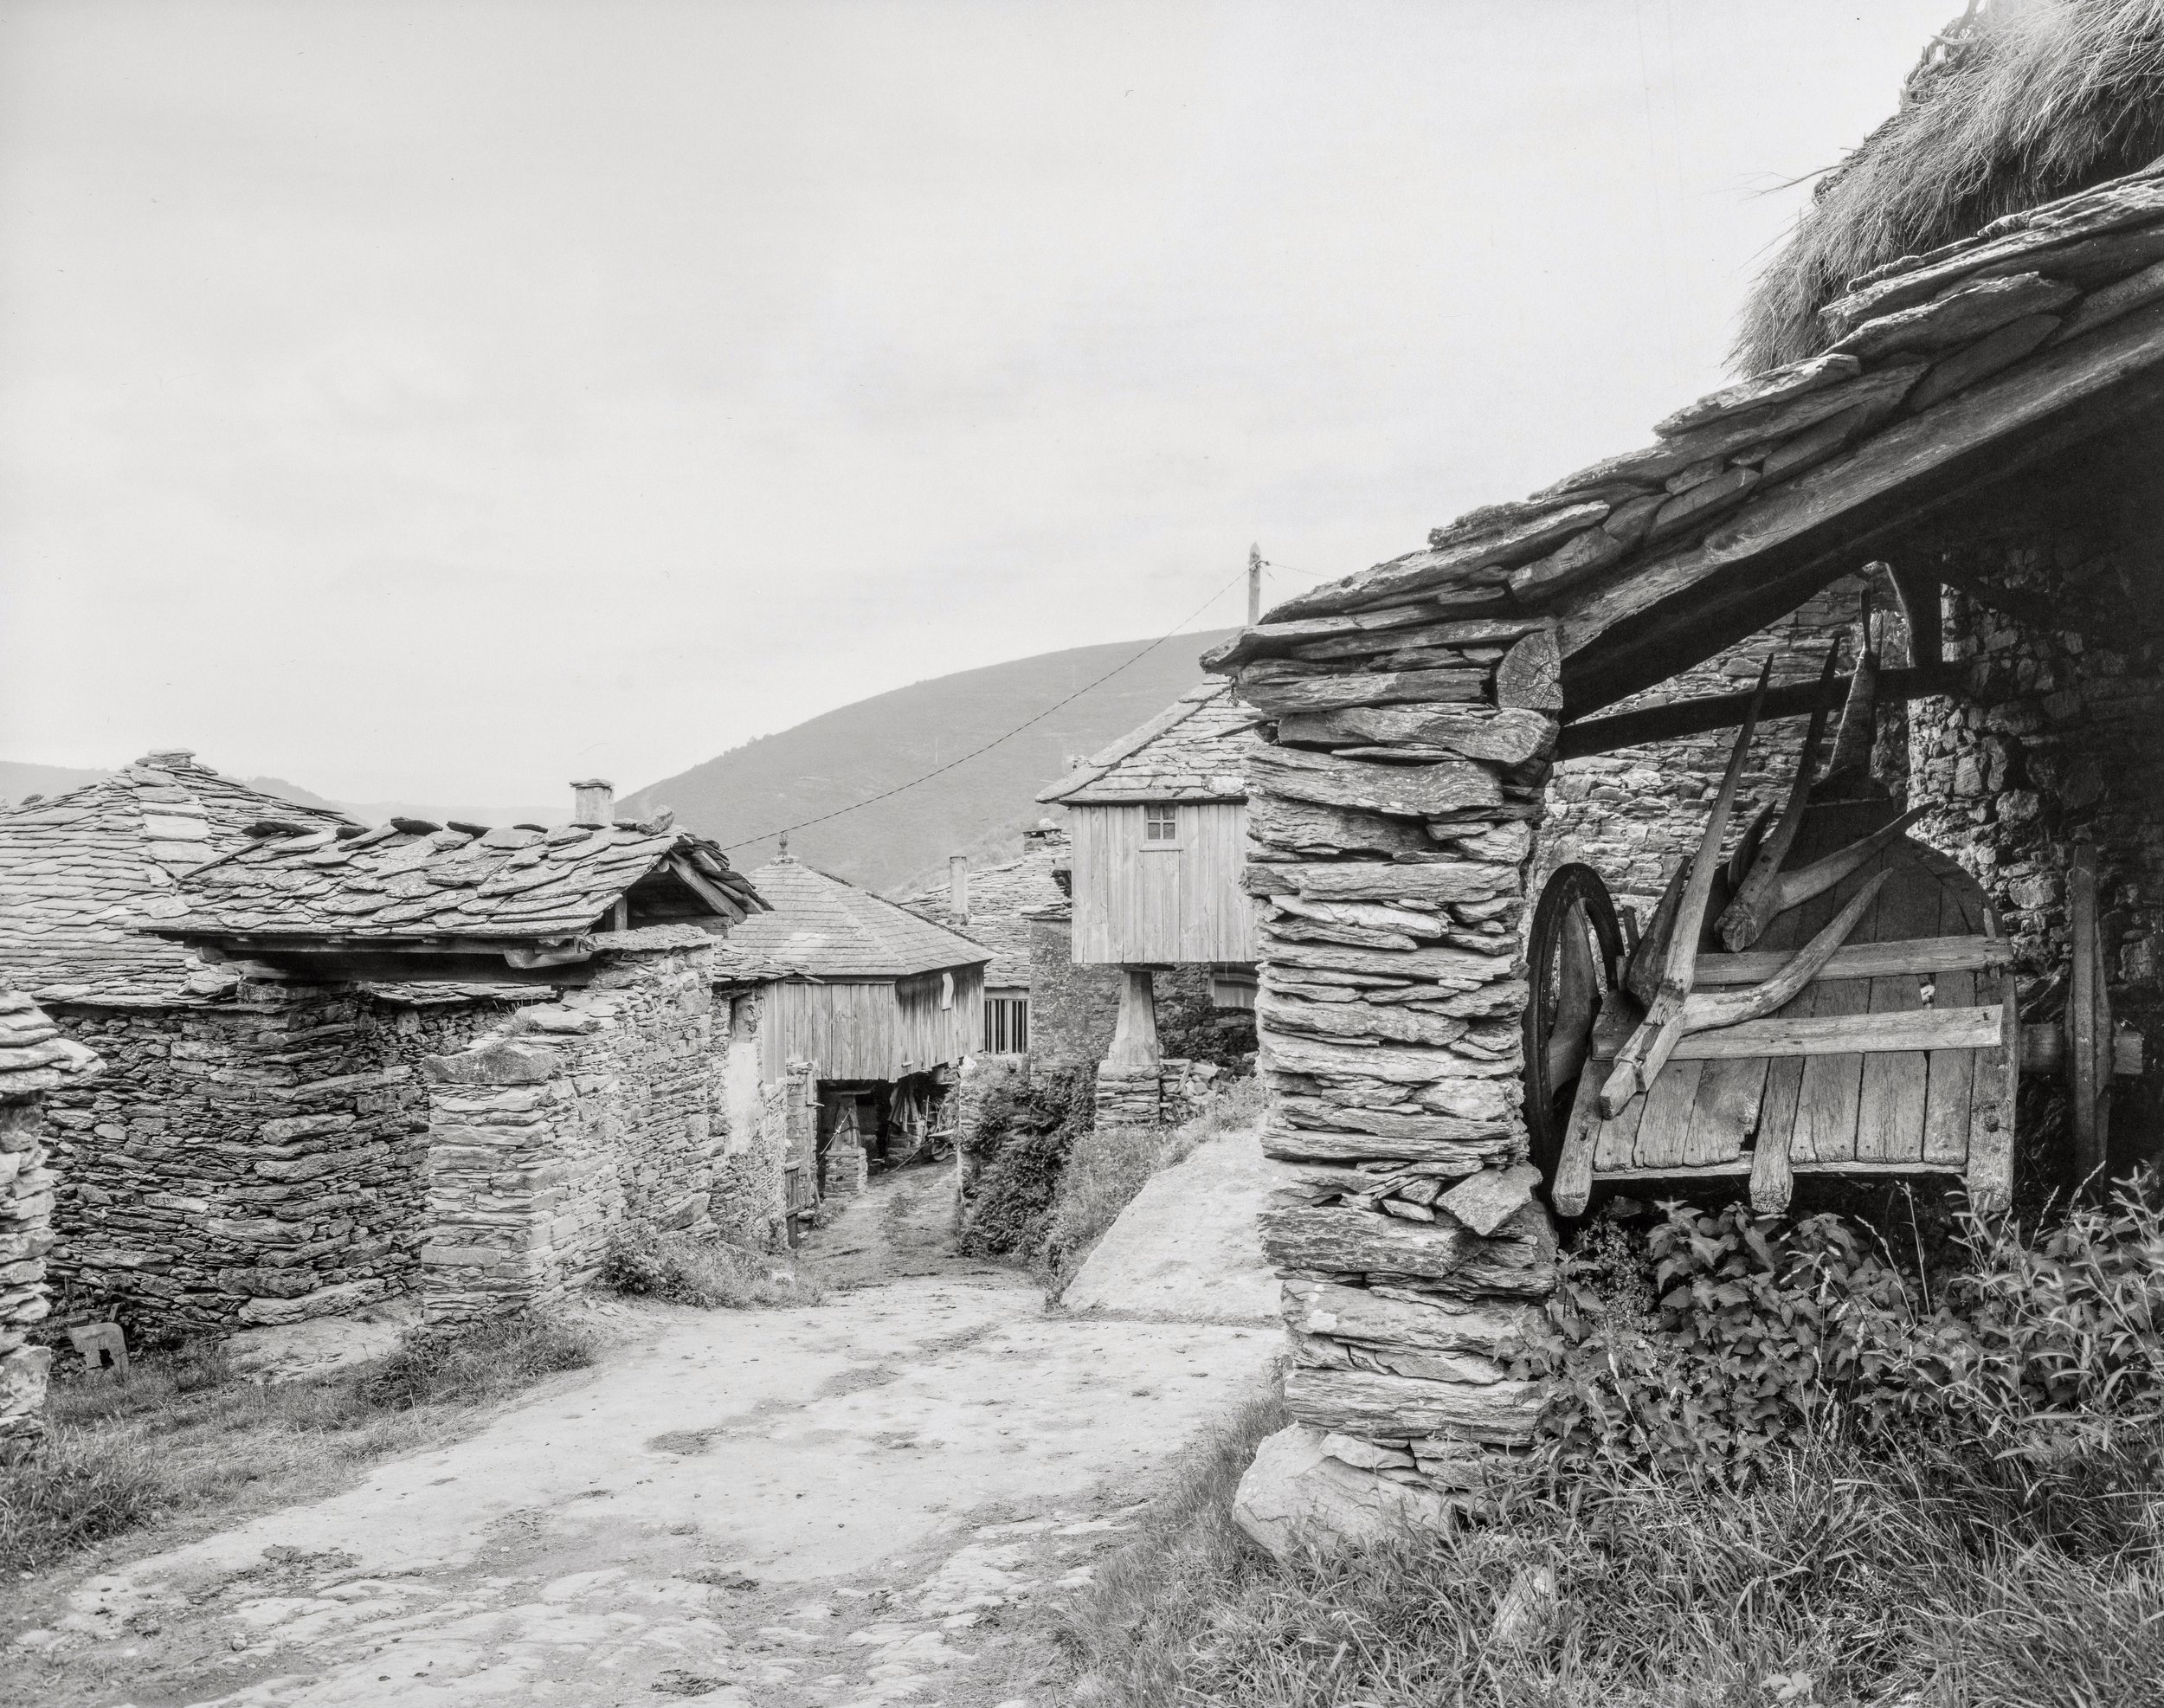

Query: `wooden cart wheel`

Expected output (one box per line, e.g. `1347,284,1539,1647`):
1523,863,1626,1186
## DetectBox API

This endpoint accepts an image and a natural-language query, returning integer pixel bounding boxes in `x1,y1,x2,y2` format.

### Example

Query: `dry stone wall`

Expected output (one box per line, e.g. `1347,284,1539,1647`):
1907,542,2164,1164
42,986,516,1337
1211,614,1564,1501
0,992,100,1460
420,929,740,1320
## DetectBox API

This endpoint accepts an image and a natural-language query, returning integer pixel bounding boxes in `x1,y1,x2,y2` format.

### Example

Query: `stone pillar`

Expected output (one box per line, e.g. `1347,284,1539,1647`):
1095,967,1163,1128
1214,617,1563,1524
0,991,101,1461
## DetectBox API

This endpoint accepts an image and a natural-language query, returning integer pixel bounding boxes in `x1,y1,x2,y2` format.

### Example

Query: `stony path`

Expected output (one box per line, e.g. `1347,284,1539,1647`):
6,1170,1277,1708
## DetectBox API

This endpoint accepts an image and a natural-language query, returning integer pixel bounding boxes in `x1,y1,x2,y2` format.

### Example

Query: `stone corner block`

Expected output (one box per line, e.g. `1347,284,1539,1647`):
1233,1421,1465,1558
422,1039,564,1087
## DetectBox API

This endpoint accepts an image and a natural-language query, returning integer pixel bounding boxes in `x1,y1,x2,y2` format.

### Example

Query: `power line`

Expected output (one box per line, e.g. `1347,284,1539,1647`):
719,564,1251,853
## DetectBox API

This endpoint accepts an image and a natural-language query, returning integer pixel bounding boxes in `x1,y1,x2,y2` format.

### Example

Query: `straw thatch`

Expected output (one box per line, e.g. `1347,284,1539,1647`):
1738,0,2164,372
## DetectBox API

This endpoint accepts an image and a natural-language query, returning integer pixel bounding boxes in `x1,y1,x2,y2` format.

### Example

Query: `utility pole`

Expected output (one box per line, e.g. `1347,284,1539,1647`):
1247,543,1262,628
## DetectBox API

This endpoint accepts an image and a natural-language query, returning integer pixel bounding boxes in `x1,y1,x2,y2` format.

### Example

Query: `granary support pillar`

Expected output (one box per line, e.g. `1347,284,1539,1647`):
0,992,101,1461
1208,615,1562,1545
1095,966,1164,1128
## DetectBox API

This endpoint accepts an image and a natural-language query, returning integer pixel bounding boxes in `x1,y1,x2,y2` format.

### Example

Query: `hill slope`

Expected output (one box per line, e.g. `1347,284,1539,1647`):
622,630,1238,894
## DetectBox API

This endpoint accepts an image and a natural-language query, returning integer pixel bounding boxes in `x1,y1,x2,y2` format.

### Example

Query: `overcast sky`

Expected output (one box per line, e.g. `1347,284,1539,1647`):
0,1,1953,806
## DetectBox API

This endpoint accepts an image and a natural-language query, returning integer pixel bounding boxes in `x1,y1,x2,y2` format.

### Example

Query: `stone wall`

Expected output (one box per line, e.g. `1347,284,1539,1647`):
1214,615,1563,1507
1906,547,2164,1169
420,929,739,1321
1022,907,1122,1068
0,992,100,1460
1542,571,1891,906
41,985,516,1337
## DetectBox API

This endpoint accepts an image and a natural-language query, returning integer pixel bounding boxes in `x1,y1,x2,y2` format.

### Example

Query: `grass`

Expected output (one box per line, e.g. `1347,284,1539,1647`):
1042,1075,1267,1298
0,1311,596,1577
1061,1394,2164,1706
600,1230,826,1309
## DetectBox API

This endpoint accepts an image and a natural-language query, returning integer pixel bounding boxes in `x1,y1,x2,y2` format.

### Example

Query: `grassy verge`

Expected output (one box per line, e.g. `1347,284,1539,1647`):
0,1311,595,1577
1061,1402,2164,1707
1042,1075,1266,1298
602,1230,825,1308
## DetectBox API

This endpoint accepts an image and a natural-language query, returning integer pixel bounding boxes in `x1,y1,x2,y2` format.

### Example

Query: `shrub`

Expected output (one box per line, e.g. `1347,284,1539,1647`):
601,1231,824,1309
353,1312,596,1410
958,1066,1094,1260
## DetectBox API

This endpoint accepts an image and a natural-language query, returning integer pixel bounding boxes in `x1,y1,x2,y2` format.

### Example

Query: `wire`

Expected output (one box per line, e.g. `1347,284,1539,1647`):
1259,558,1339,586
718,564,1252,853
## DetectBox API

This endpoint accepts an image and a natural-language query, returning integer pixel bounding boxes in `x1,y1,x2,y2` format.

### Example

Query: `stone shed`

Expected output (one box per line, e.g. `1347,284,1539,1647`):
711,856,989,1214
1216,154,2164,1518
0,753,531,1337
145,782,775,1323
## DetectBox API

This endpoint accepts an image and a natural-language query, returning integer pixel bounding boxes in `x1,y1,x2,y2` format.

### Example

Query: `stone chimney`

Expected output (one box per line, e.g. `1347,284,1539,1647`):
948,854,969,921
570,778,615,828
143,750,196,769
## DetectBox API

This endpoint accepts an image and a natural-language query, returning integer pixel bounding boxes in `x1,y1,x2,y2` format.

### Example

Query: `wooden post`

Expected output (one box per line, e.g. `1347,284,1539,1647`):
1106,967,1160,1070
2069,839,2109,1193
1248,545,1262,628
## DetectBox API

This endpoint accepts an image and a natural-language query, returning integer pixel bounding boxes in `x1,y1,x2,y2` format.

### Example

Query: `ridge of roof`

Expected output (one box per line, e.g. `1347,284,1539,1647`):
1036,681,1256,804
0,754,356,1003
712,857,990,982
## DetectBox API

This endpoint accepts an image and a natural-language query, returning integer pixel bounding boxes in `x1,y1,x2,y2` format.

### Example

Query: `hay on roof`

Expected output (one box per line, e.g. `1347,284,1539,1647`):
1739,0,2164,373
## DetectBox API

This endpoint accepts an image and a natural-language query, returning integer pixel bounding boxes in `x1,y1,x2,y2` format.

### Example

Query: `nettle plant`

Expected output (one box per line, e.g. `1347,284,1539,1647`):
1515,1179,2164,1486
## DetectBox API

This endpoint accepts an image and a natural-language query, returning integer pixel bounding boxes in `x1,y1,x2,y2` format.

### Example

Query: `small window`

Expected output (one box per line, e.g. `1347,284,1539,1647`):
940,970,955,1010
1143,805,1178,843
983,996,1029,1054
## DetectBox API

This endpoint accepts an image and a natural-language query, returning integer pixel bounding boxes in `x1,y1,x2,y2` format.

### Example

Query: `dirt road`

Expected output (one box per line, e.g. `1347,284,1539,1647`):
7,1167,1278,1707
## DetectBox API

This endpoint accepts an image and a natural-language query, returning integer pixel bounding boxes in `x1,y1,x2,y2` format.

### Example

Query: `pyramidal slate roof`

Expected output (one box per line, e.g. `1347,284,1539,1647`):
0,752,355,1005
1208,160,2164,719
1036,682,1258,806
712,858,989,983
152,815,762,947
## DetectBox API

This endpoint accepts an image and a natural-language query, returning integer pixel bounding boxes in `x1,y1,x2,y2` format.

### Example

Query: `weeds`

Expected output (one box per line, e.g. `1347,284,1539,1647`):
0,1312,594,1576
601,1232,824,1309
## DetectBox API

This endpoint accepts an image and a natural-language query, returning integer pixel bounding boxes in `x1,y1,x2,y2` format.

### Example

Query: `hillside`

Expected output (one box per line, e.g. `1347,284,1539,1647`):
621,630,1239,893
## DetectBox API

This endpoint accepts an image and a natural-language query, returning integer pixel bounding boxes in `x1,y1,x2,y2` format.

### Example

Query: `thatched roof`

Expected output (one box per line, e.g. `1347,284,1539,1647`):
1740,0,2164,371
1211,155,2164,720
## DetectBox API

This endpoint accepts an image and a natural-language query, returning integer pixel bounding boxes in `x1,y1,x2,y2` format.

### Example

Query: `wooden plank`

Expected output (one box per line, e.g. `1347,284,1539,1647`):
2070,841,2105,1186
1790,893,1872,1165
1628,1059,1704,1170
1556,664,1965,759
1586,1001,1648,1175
1922,880,1979,1168
1856,863,1939,1162
1683,1054,1768,1166
1965,952,2018,1214
1692,934,2011,986
1670,1004,2001,1059
1552,1068,1603,1216
1745,873,1814,1198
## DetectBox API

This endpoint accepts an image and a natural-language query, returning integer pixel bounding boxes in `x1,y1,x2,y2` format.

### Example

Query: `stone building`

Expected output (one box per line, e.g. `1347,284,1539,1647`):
1214,151,2164,1526
143,782,775,1323
709,856,988,1212
1035,681,1261,1125
0,753,536,1336
0,993,100,1459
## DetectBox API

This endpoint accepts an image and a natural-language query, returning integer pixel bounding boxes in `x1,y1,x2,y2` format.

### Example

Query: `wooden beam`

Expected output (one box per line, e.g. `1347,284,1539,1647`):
1556,663,1966,759
1693,935,2012,987
1888,564,1943,667
1662,1004,2003,1061
1554,297,2164,717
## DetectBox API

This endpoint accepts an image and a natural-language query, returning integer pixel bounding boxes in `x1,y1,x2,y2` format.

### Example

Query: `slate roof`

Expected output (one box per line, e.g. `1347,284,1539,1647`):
1036,682,1258,805
897,829,1067,989
1210,161,2164,718
711,859,990,983
151,816,763,946
0,753,355,1005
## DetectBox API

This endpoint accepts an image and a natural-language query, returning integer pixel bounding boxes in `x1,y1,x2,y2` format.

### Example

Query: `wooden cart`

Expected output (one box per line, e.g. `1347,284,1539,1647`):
1523,655,2138,1216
